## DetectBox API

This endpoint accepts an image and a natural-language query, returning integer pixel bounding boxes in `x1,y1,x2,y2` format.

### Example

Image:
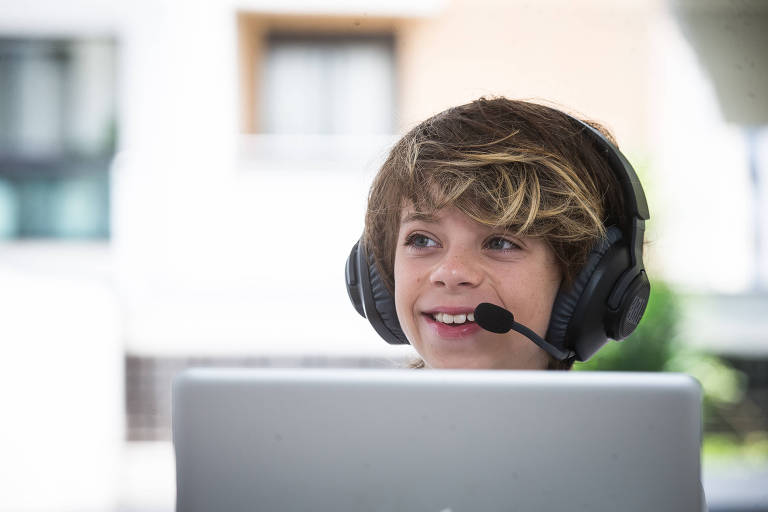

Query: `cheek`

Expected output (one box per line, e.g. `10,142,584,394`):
392,255,410,318
394,260,416,310
393,256,426,333
501,259,562,328
529,246,563,298
535,263,562,301
527,262,563,328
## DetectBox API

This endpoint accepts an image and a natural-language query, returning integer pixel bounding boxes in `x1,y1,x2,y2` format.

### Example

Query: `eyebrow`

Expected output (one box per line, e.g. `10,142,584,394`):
400,212,438,224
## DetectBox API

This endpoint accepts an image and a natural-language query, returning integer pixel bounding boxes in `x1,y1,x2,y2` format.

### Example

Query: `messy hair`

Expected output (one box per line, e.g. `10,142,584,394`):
364,97,626,370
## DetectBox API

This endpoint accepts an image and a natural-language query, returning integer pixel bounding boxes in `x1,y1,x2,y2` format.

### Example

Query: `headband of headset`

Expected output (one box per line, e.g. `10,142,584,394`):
574,120,649,310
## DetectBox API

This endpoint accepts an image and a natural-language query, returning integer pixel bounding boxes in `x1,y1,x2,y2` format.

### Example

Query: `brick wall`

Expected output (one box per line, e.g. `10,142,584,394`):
125,354,411,441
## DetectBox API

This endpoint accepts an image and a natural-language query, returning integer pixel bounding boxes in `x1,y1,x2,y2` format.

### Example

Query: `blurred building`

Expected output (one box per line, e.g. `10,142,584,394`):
1,0,767,510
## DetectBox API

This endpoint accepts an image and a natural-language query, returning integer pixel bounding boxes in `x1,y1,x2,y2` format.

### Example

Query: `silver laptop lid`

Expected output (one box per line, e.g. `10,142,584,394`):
173,368,702,512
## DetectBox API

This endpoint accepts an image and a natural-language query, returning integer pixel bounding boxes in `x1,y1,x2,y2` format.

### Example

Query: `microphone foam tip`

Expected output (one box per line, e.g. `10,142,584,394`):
474,302,514,334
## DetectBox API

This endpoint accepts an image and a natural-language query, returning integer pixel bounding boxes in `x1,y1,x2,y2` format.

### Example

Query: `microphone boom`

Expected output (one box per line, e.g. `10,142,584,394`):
473,303,574,361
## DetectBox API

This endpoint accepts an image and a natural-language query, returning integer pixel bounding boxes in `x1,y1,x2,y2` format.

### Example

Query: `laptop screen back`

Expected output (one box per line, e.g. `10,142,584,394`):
172,368,702,512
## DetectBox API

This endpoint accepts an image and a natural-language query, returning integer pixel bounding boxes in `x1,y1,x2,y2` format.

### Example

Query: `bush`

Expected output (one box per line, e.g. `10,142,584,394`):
575,281,746,420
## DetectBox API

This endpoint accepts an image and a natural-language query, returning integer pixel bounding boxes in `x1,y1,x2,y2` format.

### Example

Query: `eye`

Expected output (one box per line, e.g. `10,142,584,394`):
404,233,439,249
485,236,521,251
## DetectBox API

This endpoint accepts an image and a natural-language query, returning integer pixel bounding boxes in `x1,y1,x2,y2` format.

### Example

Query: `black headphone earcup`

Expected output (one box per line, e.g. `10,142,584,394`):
546,227,624,359
607,269,650,341
366,253,409,345
345,239,410,345
345,242,366,318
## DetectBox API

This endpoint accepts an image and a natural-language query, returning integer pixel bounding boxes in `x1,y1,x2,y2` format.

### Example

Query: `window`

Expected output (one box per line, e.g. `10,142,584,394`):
260,33,395,135
0,38,116,239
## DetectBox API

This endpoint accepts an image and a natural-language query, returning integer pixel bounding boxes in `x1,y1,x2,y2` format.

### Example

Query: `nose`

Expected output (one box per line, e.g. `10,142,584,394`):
429,247,483,289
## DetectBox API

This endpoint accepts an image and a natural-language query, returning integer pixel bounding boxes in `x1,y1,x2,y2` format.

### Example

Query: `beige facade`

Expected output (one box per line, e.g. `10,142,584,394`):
239,0,660,151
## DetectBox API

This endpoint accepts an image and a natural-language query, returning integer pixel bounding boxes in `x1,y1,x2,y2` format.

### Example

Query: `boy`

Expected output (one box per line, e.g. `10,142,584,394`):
346,96,649,370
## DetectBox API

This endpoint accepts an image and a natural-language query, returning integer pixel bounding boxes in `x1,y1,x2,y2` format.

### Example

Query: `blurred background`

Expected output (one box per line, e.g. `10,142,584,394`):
0,0,766,510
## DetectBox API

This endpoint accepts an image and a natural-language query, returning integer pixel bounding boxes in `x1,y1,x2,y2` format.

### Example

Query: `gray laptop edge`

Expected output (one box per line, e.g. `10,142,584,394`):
173,368,702,512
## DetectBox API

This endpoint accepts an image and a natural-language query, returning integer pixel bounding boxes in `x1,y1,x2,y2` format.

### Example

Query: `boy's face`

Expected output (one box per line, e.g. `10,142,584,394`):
393,206,562,369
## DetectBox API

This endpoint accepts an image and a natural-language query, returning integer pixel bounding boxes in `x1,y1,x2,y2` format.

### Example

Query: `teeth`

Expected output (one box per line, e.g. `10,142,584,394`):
431,312,474,325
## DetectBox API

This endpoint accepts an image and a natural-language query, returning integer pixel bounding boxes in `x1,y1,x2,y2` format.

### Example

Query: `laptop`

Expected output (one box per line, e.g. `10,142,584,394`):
172,368,703,512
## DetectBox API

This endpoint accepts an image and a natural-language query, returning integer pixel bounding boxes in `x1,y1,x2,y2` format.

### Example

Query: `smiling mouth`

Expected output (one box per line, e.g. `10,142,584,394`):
429,312,476,325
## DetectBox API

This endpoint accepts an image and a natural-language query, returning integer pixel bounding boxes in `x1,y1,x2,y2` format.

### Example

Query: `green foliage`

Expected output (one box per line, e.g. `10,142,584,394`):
666,348,746,409
574,281,747,423
703,432,768,465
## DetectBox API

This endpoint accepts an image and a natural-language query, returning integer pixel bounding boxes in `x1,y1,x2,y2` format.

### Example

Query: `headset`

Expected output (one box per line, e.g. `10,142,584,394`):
344,113,650,362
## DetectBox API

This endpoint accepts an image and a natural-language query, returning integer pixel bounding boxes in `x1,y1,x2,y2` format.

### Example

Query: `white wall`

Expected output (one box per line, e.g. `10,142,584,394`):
111,0,420,358
0,3,123,511
0,245,122,512
648,12,763,294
